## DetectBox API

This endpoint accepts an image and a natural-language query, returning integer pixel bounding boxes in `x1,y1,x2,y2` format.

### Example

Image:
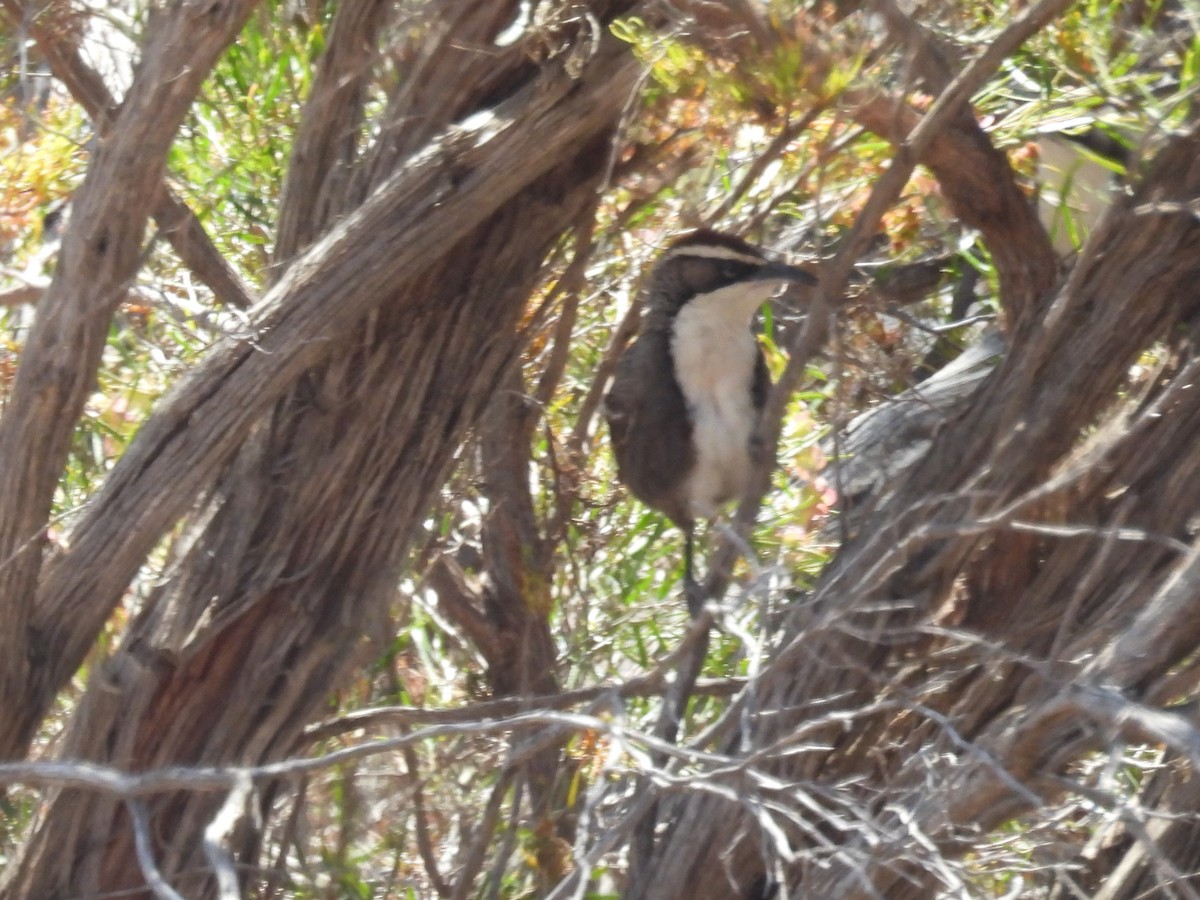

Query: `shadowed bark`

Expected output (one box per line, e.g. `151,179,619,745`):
0,1,638,895
4,1,1200,897
624,118,1200,900
0,0,260,760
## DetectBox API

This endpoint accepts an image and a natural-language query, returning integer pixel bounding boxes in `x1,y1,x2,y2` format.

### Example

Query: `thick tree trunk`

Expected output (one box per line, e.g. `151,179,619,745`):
0,2,639,763
0,0,259,757
1,2,638,896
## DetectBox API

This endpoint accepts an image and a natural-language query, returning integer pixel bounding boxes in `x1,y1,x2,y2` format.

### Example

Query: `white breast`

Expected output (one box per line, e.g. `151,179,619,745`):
670,282,771,520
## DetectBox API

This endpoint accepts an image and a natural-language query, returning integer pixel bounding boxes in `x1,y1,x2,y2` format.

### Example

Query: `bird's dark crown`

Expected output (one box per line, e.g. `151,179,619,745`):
666,229,768,262
647,229,773,315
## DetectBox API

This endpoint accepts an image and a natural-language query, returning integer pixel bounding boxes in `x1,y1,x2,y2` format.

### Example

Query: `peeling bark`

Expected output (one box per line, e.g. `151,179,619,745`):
1,2,638,895
0,0,260,758
630,121,1200,900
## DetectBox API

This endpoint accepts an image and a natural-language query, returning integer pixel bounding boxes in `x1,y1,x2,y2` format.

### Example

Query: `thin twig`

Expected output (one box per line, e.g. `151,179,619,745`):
705,105,827,224
303,669,744,745
202,774,253,900
452,769,517,900
630,604,718,886
401,737,452,898
127,798,187,900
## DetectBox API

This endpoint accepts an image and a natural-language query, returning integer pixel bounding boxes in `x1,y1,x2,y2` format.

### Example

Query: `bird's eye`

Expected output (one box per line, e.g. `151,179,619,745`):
720,261,743,280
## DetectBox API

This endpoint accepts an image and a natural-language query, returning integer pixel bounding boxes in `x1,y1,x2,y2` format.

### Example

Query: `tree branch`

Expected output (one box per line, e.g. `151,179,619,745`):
0,0,256,310
3,10,640,763
0,0,260,753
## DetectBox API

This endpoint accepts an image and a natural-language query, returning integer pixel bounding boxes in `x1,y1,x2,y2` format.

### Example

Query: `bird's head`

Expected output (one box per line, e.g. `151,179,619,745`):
646,229,815,320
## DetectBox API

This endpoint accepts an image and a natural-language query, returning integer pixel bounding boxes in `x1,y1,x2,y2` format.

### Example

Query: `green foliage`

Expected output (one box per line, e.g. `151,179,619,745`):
0,97,87,251
174,7,326,284
5,0,1199,895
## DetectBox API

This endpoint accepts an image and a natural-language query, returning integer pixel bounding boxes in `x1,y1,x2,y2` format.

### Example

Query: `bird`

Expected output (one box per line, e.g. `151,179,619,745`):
604,229,816,614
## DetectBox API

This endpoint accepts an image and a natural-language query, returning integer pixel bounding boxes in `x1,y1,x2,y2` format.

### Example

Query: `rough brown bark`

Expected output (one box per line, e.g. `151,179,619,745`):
476,361,564,863
0,0,259,758
625,120,1200,900
0,3,639,765
1,2,639,895
271,0,391,270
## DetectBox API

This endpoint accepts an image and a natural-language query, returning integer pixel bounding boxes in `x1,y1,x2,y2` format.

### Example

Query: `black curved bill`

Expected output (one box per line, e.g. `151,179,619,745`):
753,259,817,285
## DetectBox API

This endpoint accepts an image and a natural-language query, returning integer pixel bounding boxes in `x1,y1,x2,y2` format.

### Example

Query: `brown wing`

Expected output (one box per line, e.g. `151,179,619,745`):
604,328,696,528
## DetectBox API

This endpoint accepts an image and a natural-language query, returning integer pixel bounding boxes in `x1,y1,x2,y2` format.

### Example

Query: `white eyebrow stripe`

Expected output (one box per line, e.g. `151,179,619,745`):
664,244,765,265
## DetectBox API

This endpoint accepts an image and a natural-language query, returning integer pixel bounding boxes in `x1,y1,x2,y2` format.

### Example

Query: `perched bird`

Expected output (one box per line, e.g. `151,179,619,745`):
604,230,815,613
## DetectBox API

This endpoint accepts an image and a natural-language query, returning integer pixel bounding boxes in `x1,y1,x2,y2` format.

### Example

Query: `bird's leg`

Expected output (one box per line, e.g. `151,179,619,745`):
683,526,707,617
637,555,715,887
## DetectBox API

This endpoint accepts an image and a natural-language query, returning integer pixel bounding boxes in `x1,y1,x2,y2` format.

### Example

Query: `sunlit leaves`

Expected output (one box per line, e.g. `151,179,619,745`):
6,1,1200,894
0,96,86,251
175,6,326,284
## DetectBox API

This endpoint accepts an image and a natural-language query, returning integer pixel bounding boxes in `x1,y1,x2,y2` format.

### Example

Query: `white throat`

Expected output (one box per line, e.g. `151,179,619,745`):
670,281,772,519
